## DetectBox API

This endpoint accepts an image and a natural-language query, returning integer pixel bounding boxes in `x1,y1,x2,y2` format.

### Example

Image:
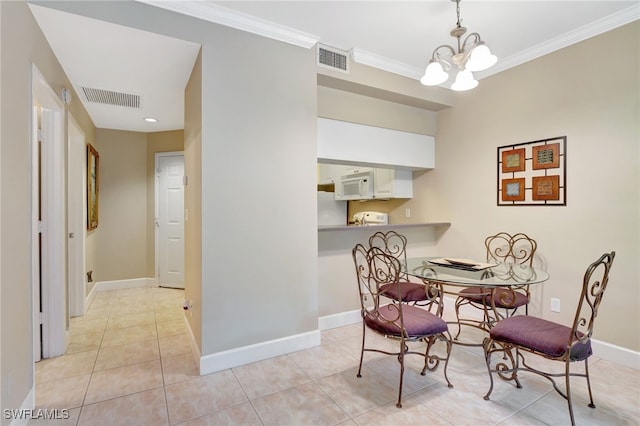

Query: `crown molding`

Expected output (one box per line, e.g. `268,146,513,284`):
351,48,424,81
136,0,319,49
139,1,639,83
475,4,640,79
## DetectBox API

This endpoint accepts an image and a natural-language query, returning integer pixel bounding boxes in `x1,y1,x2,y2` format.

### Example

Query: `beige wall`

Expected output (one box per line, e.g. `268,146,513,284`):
90,129,148,282
1,1,95,419
420,21,639,351
184,50,202,350
318,85,437,135
199,28,318,355
146,130,184,277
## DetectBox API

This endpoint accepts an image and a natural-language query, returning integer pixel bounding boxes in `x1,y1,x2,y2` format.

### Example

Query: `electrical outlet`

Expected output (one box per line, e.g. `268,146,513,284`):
551,298,561,313
405,208,411,218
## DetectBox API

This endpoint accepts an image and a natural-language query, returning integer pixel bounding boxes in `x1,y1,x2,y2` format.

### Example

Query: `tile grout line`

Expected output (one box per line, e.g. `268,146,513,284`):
76,291,115,426
152,290,173,426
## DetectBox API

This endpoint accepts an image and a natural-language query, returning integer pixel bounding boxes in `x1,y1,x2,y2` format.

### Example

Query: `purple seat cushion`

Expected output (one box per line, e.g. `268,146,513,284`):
459,287,528,309
380,281,430,302
489,288,529,309
365,304,448,338
458,287,491,302
489,315,592,361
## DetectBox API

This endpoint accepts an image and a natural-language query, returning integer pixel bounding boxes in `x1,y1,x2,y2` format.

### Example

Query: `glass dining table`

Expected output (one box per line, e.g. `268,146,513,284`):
402,257,550,345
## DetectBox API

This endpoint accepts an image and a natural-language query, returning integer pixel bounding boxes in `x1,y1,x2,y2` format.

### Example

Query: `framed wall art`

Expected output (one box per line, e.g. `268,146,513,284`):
497,136,566,206
87,143,100,230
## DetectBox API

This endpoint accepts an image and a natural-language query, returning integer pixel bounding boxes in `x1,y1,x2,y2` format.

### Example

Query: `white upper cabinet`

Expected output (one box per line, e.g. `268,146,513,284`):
317,117,435,170
374,168,413,199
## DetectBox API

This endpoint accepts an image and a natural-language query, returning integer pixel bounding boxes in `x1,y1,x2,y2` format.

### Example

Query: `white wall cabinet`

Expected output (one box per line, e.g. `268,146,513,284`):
374,168,413,199
317,117,435,170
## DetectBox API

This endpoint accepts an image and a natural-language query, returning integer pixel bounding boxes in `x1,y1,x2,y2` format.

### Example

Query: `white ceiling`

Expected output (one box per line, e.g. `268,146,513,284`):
29,1,639,132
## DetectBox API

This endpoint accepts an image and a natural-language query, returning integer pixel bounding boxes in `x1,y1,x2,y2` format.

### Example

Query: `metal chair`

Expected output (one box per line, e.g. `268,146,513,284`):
368,230,436,308
352,243,452,408
453,232,537,338
483,251,615,426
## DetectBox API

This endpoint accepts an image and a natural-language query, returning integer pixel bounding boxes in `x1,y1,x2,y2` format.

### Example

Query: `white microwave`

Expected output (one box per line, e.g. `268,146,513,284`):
336,169,374,200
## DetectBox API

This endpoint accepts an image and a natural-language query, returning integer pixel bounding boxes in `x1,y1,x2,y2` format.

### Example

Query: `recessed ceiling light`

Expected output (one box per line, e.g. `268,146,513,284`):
144,117,158,123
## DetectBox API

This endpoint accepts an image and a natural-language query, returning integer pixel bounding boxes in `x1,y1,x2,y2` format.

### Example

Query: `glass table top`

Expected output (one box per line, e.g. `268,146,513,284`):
404,257,549,287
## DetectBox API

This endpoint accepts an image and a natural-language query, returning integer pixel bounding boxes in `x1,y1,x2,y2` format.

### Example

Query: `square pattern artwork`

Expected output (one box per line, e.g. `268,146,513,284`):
497,137,566,206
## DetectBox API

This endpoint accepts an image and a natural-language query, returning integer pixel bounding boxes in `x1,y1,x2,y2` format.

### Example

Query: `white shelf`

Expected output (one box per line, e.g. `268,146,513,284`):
318,222,451,232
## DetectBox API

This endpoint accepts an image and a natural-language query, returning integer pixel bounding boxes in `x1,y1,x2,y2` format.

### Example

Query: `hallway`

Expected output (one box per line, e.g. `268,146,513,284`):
31,286,639,425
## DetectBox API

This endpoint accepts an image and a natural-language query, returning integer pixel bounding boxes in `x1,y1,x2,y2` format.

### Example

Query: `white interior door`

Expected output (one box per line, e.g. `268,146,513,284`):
155,153,185,288
32,64,68,360
67,114,86,317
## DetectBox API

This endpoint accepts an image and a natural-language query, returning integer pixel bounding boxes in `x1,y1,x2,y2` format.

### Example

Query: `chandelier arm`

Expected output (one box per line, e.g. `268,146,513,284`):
461,32,482,53
432,44,457,59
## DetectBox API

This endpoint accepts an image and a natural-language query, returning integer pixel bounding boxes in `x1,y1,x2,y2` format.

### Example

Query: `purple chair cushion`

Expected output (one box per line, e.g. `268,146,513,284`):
459,287,528,309
489,315,592,361
489,288,529,309
365,304,448,338
380,281,430,302
458,287,491,302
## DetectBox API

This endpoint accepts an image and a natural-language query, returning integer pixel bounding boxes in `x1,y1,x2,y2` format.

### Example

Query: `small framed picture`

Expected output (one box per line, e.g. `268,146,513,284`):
87,143,100,230
532,143,560,169
501,148,526,173
501,178,526,201
532,175,560,200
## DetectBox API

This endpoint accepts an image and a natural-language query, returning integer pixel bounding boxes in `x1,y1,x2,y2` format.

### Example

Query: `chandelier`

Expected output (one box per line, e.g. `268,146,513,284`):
420,0,497,91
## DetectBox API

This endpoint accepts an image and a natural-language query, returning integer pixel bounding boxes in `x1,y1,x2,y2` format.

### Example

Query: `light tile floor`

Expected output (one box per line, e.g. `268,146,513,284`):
31,287,639,425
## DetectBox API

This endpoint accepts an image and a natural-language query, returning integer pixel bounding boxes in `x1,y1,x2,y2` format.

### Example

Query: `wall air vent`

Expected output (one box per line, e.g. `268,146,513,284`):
80,86,140,108
317,44,350,73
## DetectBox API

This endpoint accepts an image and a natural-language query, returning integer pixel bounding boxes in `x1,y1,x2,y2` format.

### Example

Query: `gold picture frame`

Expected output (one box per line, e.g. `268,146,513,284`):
87,143,99,230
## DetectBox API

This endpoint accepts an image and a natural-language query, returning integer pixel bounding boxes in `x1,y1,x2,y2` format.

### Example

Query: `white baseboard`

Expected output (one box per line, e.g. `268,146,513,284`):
93,277,157,292
183,314,201,370
592,339,640,370
85,283,97,312
318,309,361,330
199,330,321,376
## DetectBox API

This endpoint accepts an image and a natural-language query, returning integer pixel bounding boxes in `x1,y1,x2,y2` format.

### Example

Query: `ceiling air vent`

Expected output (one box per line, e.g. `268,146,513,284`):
81,86,140,108
317,44,349,73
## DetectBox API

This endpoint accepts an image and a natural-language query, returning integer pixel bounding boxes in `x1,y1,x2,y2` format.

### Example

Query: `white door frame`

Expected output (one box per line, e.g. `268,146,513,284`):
31,64,68,360
67,114,86,317
154,151,185,288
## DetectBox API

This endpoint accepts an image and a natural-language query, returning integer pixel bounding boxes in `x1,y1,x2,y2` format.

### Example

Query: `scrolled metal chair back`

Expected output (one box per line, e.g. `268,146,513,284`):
369,231,408,262
571,251,615,346
352,243,404,325
485,232,537,266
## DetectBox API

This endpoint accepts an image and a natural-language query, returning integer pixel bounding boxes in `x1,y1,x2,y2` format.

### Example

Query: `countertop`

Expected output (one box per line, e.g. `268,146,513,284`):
318,222,451,232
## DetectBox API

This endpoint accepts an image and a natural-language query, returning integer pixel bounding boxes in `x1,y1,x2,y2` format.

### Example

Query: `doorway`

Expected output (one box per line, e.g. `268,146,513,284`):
31,64,68,361
155,152,185,289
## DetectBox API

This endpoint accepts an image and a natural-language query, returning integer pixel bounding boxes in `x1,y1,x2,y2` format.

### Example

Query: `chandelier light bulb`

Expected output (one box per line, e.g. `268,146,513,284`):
451,69,478,91
421,60,449,86
466,43,498,72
